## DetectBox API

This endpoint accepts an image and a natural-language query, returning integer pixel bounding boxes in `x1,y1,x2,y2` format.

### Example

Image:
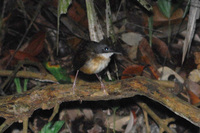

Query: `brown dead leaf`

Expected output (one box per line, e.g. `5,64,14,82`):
194,52,200,69
68,1,88,28
137,38,161,78
1,31,44,67
121,32,142,60
152,37,171,60
185,79,200,98
147,66,160,79
187,89,200,105
87,124,103,133
121,64,160,80
9,50,39,62
137,38,159,67
59,109,83,121
154,5,184,27
23,31,45,56
82,109,94,120
121,65,145,79
188,69,200,83
143,5,184,28
105,115,130,131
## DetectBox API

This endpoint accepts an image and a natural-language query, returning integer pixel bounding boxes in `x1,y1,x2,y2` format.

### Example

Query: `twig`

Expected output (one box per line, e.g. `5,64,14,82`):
0,61,50,93
0,119,14,133
0,76,199,132
48,103,60,122
136,100,175,133
143,110,150,133
23,117,28,133
0,70,57,82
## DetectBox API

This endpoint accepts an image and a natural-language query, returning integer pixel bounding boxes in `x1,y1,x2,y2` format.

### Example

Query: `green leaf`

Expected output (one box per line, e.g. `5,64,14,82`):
44,62,71,84
39,121,65,133
58,0,71,15
157,0,171,18
112,106,119,132
24,79,28,92
14,78,22,93
137,0,153,11
182,0,191,19
56,0,71,55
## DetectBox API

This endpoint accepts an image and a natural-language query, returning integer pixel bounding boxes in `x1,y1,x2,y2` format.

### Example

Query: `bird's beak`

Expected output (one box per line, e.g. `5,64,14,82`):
113,52,122,55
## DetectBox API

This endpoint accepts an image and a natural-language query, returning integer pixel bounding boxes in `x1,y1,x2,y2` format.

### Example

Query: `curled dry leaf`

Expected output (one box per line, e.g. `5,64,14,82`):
105,115,130,131
23,31,45,56
137,38,158,66
59,109,83,121
158,66,184,83
142,5,184,28
82,109,94,121
68,1,88,28
2,31,45,67
87,124,102,133
152,37,171,60
121,65,145,79
188,69,200,83
121,65,160,79
121,32,143,60
124,111,137,133
187,89,200,105
146,65,160,79
137,38,161,78
9,50,39,62
121,32,143,47
185,79,200,98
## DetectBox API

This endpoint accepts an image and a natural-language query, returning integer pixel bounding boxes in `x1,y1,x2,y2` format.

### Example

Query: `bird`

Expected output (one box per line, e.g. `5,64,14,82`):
72,40,119,93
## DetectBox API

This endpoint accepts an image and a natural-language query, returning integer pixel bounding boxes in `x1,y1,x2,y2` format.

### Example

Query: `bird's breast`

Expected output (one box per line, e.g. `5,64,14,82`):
79,54,111,74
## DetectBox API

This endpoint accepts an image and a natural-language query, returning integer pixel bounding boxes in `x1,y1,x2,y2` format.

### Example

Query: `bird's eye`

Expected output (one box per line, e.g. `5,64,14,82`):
105,47,108,51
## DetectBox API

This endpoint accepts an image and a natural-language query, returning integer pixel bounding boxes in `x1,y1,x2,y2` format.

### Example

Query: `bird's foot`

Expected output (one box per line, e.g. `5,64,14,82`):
72,70,79,94
72,83,76,94
96,74,108,94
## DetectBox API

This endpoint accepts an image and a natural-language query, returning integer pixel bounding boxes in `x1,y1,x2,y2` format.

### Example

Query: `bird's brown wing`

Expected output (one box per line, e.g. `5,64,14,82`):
73,42,91,70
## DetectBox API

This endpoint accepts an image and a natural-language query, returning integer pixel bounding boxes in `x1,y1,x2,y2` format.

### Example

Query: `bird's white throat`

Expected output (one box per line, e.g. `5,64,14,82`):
99,53,114,58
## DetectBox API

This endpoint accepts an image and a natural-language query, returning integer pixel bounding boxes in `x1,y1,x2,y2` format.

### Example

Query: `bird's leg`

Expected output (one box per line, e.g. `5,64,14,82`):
95,74,107,93
72,70,79,94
